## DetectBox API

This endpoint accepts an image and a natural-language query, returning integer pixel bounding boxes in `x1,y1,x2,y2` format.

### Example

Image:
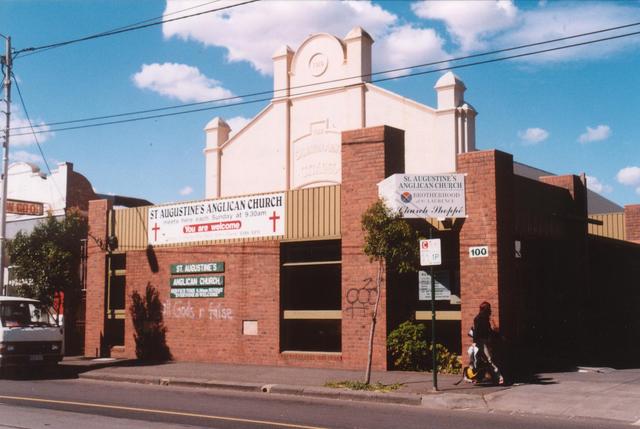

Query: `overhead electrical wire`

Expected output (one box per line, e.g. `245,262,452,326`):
15,0,225,59
10,20,640,132
8,24,640,137
10,21,640,134
13,0,259,56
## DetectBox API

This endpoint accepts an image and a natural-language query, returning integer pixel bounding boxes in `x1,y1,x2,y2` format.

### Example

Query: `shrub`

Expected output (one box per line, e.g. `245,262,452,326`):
130,283,172,362
387,320,461,374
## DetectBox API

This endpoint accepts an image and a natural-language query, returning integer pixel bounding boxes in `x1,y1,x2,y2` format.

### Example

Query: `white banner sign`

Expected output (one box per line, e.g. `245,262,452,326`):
148,193,285,245
378,173,466,218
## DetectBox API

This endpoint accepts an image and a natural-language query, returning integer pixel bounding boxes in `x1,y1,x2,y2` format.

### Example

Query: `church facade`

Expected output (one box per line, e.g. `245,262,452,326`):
84,29,640,370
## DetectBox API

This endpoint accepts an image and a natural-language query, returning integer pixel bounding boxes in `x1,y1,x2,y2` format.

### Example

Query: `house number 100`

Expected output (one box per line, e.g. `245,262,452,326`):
469,246,489,258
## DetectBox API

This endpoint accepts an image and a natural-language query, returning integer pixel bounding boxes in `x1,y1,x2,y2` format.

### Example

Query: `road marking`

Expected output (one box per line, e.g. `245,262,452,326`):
0,395,327,429
633,418,640,426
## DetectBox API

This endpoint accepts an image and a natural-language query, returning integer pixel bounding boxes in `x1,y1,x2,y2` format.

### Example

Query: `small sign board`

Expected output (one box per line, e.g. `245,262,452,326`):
469,246,489,258
378,173,466,219
418,271,451,301
6,199,44,216
170,287,224,299
420,239,442,266
170,275,225,287
171,262,224,274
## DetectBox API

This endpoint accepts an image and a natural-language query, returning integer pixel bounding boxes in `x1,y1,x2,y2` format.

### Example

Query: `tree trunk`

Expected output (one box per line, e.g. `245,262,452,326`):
364,259,384,385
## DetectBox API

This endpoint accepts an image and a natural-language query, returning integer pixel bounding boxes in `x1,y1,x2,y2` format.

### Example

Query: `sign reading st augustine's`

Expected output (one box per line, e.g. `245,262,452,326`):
148,192,285,245
377,173,466,219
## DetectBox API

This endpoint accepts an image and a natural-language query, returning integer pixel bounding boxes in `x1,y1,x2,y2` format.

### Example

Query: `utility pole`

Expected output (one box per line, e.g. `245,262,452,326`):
0,35,11,295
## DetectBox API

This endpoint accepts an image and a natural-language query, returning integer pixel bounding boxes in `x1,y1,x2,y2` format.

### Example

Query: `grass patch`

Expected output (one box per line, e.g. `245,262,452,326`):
324,380,403,392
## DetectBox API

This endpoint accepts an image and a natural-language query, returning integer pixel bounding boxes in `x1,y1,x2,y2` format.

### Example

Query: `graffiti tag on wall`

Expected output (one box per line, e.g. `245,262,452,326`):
163,300,233,321
345,277,377,318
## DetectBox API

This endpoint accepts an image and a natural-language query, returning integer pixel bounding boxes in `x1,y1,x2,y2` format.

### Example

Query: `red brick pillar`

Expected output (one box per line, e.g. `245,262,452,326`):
624,205,640,243
84,199,111,357
341,125,404,370
457,150,515,354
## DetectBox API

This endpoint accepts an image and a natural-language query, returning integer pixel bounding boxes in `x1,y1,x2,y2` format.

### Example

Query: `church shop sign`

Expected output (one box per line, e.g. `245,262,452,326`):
377,173,466,219
148,192,285,245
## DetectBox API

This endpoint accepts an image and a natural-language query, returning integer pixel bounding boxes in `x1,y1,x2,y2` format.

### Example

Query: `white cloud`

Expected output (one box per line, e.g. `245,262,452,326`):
374,25,448,76
163,0,398,75
585,175,612,194
226,116,251,135
179,186,194,196
132,63,235,102
578,125,611,143
10,150,41,164
9,105,53,147
411,1,640,63
492,3,640,64
616,166,640,186
518,127,549,145
412,0,517,52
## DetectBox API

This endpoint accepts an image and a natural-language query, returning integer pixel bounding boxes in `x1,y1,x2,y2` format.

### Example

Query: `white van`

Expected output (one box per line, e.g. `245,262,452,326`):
0,296,64,370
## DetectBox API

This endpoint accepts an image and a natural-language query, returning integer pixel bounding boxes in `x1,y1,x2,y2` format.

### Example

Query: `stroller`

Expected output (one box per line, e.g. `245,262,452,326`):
462,342,504,385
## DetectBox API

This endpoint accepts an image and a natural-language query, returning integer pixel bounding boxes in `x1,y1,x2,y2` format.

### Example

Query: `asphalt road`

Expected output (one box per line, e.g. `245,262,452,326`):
0,374,631,429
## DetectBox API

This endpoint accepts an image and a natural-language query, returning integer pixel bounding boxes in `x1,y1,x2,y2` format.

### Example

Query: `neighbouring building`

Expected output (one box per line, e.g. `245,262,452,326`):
84,28,640,370
5,161,150,355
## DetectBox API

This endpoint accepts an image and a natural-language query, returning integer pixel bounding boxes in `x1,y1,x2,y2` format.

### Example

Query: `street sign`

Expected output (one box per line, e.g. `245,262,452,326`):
418,271,451,301
420,239,442,266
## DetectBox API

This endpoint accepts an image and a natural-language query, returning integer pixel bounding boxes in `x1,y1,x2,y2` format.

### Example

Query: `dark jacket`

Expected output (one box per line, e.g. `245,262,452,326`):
473,313,491,343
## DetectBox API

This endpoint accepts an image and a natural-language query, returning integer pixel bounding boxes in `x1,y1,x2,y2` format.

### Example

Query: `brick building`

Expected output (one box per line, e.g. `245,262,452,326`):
84,29,640,370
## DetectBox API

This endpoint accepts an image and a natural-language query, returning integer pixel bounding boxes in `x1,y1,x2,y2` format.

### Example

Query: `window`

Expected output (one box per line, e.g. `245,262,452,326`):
280,240,341,352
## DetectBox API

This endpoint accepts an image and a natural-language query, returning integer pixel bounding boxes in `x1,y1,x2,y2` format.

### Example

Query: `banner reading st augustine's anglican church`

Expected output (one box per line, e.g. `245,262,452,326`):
147,192,286,245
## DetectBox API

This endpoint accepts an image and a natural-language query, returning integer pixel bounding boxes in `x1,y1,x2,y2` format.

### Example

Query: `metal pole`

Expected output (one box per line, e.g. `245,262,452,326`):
430,226,438,391
0,36,11,295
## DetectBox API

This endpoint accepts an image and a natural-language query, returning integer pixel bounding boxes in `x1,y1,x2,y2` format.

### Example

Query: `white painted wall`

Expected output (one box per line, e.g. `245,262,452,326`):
204,27,476,198
7,162,69,222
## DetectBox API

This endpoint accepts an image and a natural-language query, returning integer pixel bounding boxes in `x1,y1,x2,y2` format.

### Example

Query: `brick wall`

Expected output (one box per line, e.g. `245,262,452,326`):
84,125,406,370
340,125,404,370
624,204,640,243
84,199,111,357
456,150,515,354
123,242,282,365
66,167,98,213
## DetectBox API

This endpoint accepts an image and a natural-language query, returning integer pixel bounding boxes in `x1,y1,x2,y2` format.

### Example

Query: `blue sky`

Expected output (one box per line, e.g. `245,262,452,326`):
1,0,639,208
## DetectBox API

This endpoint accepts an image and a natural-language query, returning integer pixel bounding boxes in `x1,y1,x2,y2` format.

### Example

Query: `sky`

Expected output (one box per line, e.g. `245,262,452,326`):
1,0,640,208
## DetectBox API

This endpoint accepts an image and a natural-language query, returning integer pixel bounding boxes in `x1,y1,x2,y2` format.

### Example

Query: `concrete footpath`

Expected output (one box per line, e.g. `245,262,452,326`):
62,358,640,425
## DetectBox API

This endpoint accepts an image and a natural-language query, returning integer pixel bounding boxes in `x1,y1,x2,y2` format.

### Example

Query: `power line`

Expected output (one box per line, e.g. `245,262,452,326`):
11,73,54,175
14,0,259,55
11,73,66,203
10,26,640,137
15,0,225,60
9,20,640,133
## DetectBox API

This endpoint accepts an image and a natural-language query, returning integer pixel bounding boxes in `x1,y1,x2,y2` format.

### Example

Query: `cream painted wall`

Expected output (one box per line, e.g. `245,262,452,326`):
219,103,289,197
204,27,476,198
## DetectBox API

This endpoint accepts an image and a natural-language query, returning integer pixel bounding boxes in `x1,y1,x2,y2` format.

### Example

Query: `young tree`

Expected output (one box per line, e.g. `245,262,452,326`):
361,199,417,384
7,210,88,324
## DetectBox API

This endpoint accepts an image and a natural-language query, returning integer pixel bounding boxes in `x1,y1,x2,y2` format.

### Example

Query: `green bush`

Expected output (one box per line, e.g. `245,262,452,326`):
387,320,461,374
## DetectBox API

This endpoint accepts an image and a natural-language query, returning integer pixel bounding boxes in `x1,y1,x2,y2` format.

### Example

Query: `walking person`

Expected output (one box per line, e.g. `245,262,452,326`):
471,301,504,384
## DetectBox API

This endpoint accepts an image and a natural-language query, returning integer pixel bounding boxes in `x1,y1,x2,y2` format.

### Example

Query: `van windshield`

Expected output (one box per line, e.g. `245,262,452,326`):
0,301,58,328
